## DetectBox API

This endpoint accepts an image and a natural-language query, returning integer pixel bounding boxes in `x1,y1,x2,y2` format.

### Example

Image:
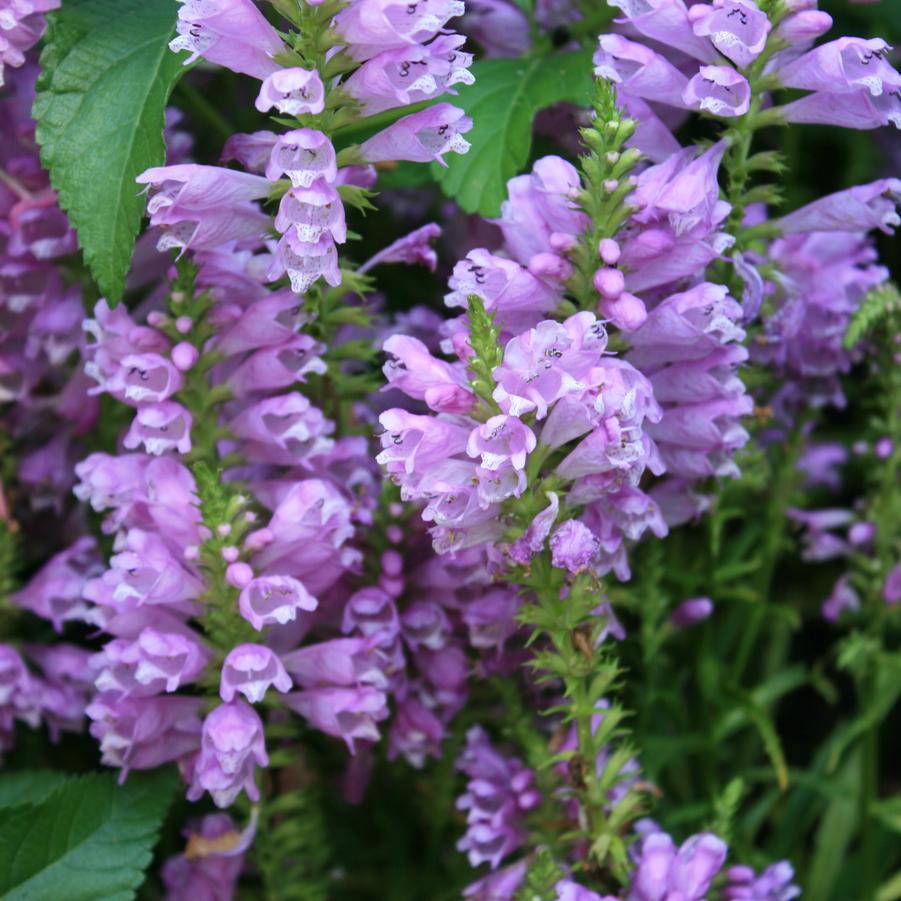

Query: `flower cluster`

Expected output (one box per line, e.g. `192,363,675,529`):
154,0,473,293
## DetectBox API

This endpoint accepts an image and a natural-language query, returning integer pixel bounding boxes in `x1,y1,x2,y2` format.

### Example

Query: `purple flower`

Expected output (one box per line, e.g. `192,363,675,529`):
162,814,246,901
281,637,389,690
360,103,472,166
775,179,901,235
670,597,714,628
884,563,901,605
255,67,325,116
136,164,270,254
376,409,469,481
87,694,203,775
360,223,442,273
12,536,100,631
628,830,728,901
594,35,690,108
724,861,801,900
776,37,900,98
382,334,475,413
446,249,561,335
238,575,319,630
555,880,614,901
284,686,390,752
388,697,445,767
510,492,560,564
123,401,193,455
229,392,334,465
274,183,347,245
466,415,536,472
344,35,474,115
334,0,466,62
683,65,751,117
550,518,598,573
401,601,451,651
609,0,717,63
690,0,771,69
265,129,338,187
220,644,292,704
188,700,268,807
170,0,283,79
495,155,588,271
779,87,901,130
456,726,541,869
92,627,209,696
268,232,343,294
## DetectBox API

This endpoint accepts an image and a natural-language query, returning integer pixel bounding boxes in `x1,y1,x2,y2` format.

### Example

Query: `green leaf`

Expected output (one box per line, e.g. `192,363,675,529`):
433,50,594,216
33,0,184,303
0,771,70,808
0,768,178,900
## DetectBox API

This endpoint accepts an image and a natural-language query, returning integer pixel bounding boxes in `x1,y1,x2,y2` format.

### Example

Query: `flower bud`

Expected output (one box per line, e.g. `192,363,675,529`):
172,341,199,372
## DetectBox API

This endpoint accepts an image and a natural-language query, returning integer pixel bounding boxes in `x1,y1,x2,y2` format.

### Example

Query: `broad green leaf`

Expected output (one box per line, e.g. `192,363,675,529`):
433,51,594,216
0,768,177,900
0,771,69,808
33,0,184,303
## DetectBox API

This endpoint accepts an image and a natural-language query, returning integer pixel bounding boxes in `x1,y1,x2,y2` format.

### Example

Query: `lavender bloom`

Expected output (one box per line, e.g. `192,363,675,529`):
284,686,390,753
360,103,473,166
628,830,728,901
690,0,771,68
162,814,246,901
466,415,536,472
281,637,389,690
239,575,319,630
884,563,901,605
821,575,861,621
779,87,901,130
265,129,338,187
136,164,270,254
683,65,752,117
382,334,475,414
220,644,292,703
87,694,204,775
670,597,714,628
123,401,193,455
12,537,101,631
555,880,615,901
776,37,901,98
594,35,690,109
549,519,598,573
344,35,474,115
724,861,801,900
334,0,466,61
170,0,283,79
758,231,887,412
188,700,268,807
609,0,717,62
775,179,901,235
92,627,210,697
255,67,325,116
456,726,541,869
360,223,442,273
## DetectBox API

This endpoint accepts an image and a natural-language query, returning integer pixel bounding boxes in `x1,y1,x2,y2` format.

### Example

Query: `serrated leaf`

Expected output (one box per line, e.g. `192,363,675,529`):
0,771,70,808
0,768,177,900
433,50,594,216
33,0,184,303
